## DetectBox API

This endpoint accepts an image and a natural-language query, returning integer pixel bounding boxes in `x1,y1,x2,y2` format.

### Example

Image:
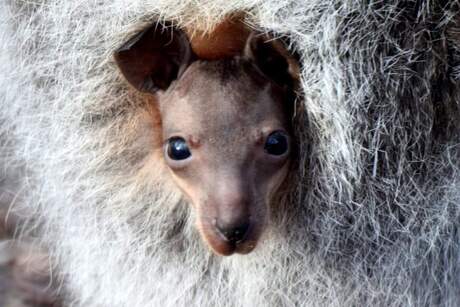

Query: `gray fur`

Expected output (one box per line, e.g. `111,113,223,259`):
1,0,459,306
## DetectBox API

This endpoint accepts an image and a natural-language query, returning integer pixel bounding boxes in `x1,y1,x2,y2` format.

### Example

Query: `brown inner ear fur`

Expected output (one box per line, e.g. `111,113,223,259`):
185,16,300,87
185,14,251,60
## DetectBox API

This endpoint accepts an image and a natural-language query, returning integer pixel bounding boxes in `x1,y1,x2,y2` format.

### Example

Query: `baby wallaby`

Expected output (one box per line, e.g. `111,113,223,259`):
115,22,297,255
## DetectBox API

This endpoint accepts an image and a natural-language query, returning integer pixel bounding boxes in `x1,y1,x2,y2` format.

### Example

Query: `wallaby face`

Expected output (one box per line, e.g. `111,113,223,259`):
159,61,291,255
115,23,297,255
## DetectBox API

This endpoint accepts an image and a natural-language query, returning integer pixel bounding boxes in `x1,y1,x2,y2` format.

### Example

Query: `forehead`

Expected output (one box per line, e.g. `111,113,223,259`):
161,60,288,137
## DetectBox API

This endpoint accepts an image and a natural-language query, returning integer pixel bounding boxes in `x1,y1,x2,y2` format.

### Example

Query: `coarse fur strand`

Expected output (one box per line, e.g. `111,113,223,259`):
1,0,460,306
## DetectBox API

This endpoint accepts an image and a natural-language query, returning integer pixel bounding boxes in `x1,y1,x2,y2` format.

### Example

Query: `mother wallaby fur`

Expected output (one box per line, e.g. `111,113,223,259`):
0,1,459,306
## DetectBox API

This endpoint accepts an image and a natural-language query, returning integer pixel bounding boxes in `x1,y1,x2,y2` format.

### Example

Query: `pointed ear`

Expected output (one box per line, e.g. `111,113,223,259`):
244,33,300,90
114,23,195,93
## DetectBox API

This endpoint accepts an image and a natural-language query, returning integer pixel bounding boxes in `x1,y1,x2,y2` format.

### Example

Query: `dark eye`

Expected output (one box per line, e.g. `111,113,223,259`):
264,131,289,156
166,137,191,160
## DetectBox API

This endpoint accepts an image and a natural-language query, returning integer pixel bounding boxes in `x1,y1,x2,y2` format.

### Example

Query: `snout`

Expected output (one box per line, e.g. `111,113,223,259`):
200,216,259,256
198,198,264,256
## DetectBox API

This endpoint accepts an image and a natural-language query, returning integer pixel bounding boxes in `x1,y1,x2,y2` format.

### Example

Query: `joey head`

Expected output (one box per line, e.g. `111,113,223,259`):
115,22,298,255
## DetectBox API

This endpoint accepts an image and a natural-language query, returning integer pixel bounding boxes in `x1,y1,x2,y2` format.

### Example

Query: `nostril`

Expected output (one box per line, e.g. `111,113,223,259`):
215,221,250,243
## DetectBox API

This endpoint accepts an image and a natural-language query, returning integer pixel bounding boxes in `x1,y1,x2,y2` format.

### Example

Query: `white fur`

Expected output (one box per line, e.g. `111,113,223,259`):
1,1,459,306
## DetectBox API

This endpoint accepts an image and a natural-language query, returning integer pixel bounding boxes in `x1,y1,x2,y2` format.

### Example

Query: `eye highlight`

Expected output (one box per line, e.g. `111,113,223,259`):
264,131,289,156
166,137,191,160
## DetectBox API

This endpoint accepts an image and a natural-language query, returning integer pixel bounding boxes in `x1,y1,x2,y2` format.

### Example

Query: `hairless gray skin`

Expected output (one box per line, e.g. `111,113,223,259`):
115,24,297,255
